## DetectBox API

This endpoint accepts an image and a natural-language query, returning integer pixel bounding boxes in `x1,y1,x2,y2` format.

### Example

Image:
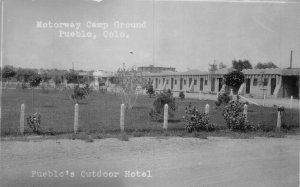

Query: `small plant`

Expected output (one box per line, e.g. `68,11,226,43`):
21,82,27,89
71,84,90,103
27,113,41,134
179,91,185,99
222,100,252,131
149,90,177,121
183,103,214,132
215,92,232,107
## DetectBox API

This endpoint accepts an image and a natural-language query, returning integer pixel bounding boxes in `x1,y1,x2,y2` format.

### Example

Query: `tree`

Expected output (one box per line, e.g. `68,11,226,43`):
15,68,36,82
114,64,147,109
53,75,62,86
2,65,16,81
149,90,177,121
255,62,278,69
218,62,227,69
65,72,79,84
224,71,245,93
144,81,155,97
232,59,252,71
28,74,42,111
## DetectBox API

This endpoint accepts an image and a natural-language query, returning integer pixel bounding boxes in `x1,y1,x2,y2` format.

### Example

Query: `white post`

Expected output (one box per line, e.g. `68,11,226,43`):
276,105,281,129
263,94,266,107
243,104,248,121
74,104,79,133
163,104,168,131
230,89,233,96
199,91,202,100
205,104,209,115
120,104,125,132
290,96,293,109
20,104,25,135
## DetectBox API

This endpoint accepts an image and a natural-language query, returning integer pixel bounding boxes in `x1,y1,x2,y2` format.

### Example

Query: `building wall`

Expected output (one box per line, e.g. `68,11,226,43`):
145,73,290,98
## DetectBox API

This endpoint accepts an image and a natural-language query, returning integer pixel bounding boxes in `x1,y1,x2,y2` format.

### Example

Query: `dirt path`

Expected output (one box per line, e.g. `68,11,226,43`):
1,136,299,187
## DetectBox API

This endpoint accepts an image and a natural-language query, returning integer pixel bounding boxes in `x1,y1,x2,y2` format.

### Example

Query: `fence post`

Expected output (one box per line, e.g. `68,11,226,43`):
290,96,293,109
205,104,209,115
199,91,202,100
243,104,248,121
120,104,125,132
74,104,79,133
230,89,233,96
20,104,25,135
163,104,168,131
276,105,282,129
263,94,266,107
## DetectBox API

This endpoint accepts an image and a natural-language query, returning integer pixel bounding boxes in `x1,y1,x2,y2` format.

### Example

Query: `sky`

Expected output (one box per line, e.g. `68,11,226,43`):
1,0,300,72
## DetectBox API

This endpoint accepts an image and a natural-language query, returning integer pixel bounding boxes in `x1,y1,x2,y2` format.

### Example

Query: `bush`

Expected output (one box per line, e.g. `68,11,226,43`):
183,103,215,132
27,113,41,134
71,84,91,103
215,92,232,107
29,74,42,88
149,90,177,121
222,100,252,131
21,82,27,89
179,91,185,99
145,83,155,97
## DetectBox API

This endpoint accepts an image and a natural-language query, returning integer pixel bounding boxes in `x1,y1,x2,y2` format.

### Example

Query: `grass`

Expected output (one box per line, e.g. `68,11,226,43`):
1,89,299,139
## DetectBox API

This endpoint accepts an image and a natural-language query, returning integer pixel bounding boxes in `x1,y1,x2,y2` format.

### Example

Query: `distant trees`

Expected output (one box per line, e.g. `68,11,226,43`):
2,65,16,81
232,59,252,71
65,72,79,84
218,62,227,69
15,68,36,82
254,62,278,69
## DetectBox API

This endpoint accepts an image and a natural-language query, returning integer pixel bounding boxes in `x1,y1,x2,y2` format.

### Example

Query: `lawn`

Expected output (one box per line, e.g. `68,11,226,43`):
1,89,299,136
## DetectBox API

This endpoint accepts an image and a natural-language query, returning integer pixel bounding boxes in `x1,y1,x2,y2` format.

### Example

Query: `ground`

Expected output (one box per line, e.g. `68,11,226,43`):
1,89,299,187
1,136,299,187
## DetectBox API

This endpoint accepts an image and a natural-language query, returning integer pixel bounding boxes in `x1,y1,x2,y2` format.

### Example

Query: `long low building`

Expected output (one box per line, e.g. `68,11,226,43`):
143,68,300,99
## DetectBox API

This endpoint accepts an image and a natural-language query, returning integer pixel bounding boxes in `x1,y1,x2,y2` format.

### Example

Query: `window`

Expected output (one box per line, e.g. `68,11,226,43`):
194,80,197,85
166,80,169,84
263,78,268,86
175,80,177,85
184,80,186,85
159,80,161,84
205,79,207,85
253,78,258,86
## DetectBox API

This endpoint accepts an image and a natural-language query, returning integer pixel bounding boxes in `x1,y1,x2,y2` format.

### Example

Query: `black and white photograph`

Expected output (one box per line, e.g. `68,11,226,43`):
0,0,299,186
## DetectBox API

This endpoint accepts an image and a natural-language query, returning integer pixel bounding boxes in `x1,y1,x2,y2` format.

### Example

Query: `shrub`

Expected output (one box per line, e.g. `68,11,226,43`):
145,83,155,97
71,84,90,103
21,82,27,89
215,92,232,107
149,90,177,121
179,91,185,99
29,74,42,88
183,103,214,132
222,100,252,131
27,113,41,134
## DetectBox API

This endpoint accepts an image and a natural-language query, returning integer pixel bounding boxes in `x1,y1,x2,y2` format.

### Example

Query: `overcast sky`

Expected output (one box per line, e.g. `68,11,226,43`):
2,0,300,72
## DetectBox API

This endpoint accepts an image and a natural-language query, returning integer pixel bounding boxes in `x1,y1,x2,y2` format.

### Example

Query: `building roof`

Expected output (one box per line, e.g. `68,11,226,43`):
143,68,234,76
242,68,300,76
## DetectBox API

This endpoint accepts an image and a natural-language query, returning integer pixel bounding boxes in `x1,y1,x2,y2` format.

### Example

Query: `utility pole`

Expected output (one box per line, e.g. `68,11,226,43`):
290,50,293,69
